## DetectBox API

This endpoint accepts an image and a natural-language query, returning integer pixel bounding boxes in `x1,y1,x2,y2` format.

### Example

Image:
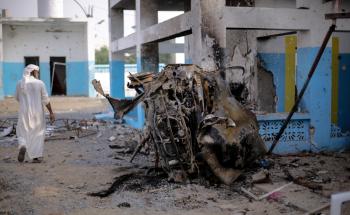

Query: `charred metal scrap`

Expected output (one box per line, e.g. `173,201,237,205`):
92,64,266,185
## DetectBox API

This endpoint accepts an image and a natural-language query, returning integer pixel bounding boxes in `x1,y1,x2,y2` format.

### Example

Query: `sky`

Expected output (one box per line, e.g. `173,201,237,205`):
0,0,109,48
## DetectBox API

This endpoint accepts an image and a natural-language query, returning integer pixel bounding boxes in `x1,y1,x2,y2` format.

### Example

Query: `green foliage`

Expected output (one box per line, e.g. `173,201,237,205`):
95,46,109,64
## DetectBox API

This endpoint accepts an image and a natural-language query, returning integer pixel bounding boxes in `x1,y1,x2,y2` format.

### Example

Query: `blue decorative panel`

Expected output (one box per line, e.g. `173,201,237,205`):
330,123,350,138
257,113,311,154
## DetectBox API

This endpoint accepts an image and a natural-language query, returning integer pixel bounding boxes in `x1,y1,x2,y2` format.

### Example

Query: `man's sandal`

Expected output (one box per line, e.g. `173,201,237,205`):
18,146,26,163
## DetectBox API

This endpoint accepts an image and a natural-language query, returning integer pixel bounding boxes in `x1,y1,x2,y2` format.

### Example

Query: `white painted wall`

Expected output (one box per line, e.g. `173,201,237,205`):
258,36,286,53
3,23,88,62
94,72,110,94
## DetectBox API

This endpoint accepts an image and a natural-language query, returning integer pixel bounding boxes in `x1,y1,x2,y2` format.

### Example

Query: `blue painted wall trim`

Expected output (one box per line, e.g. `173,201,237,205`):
258,53,285,112
39,62,50,95
330,137,350,151
258,112,311,154
2,61,92,97
297,47,332,150
185,59,193,64
124,104,145,129
110,60,125,98
66,61,91,96
88,61,95,97
3,62,24,96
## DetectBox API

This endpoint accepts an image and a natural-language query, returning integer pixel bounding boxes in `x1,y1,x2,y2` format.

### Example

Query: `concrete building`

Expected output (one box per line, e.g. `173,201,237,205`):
0,0,95,99
109,0,350,153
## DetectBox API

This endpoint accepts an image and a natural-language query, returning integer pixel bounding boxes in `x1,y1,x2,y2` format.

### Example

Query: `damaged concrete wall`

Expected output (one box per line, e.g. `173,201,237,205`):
190,0,280,111
257,35,286,112
190,0,226,72
190,0,263,109
257,60,276,112
224,30,258,108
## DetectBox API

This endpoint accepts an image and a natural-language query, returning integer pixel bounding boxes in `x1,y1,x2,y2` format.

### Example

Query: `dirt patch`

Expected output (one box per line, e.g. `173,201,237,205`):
0,96,109,117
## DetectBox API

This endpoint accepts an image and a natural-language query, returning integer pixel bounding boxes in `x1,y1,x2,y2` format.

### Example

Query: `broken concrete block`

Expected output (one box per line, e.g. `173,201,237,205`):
108,136,116,142
252,169,270,184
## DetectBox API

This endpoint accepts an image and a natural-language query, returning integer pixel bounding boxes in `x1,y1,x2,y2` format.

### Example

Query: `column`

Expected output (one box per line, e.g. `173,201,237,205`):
110,8,125,98
184,0,192,64
190,0,226,72
87,17,95,97
136,0,159,73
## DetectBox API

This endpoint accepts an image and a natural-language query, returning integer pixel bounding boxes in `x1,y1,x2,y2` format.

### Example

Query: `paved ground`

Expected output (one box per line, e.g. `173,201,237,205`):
0,96,109,117
0,97,350,215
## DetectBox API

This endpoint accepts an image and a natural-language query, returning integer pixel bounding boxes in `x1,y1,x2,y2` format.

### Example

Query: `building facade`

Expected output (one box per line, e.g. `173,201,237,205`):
0,0,95,98
109,0,350,153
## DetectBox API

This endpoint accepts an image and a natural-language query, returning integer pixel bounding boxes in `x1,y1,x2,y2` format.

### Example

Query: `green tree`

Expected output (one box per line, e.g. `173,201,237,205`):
95,46,109,64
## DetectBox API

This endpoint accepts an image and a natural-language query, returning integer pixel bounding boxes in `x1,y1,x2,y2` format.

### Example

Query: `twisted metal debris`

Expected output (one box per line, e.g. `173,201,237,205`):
92,64,266,184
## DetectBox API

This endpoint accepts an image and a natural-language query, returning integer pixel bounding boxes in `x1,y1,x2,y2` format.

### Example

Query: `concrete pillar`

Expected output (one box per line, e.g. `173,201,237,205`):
184,0,192,64
184,35,193,64
136,0,159,73
109,8,125,98
190,0,258,105
87,18,95,97
190,0,226,71
0,24,4,100
225,29,259,107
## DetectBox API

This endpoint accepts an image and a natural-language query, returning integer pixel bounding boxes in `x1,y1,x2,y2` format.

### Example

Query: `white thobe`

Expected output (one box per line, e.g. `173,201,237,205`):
15,77,50,159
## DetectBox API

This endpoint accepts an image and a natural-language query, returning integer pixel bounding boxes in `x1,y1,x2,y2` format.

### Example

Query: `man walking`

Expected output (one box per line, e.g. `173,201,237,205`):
15,64,55,163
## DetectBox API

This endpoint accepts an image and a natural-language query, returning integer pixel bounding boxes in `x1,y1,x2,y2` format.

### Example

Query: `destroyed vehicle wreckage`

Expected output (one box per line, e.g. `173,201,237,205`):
92,64,267,185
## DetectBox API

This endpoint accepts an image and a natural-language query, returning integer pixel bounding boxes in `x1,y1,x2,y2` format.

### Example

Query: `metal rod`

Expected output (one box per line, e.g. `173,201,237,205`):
267,24,336,154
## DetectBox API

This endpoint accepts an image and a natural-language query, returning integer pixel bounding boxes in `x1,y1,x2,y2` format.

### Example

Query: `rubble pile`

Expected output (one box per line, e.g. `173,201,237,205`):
92,64,267,185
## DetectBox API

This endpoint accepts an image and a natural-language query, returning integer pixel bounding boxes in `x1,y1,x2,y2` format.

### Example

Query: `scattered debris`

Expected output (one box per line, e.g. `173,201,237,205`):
117,202,131,208
303,203,330,215
251,169,270,184
241,182,292,201
108,136,116,142
0,126,13,138
283,169,323,190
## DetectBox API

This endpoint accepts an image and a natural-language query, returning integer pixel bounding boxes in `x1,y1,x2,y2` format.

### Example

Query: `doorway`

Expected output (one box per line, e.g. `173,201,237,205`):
50,57,66,95
24,56,40,78
24,56,39,66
